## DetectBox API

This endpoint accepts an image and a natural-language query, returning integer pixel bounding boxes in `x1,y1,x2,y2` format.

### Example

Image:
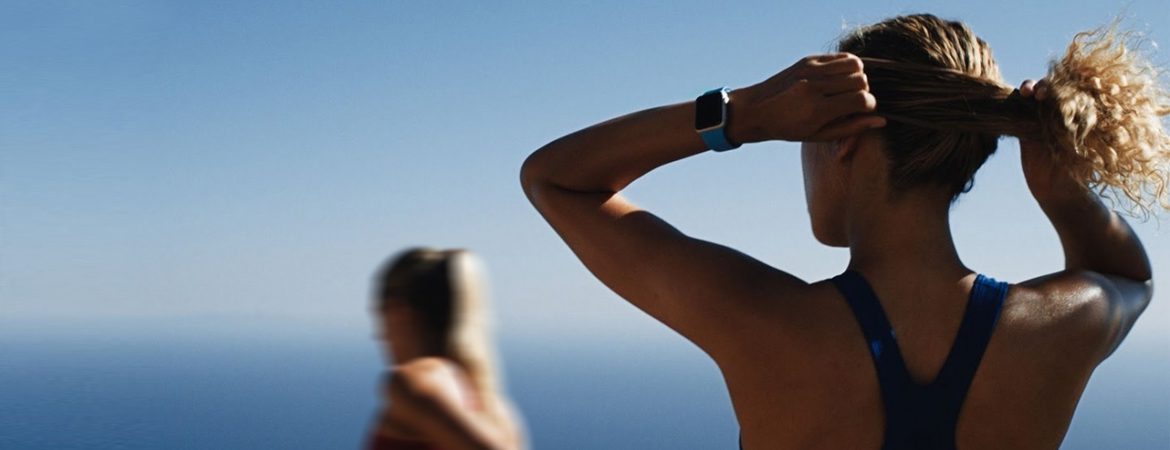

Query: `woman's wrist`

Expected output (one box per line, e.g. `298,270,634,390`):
726,86,766,145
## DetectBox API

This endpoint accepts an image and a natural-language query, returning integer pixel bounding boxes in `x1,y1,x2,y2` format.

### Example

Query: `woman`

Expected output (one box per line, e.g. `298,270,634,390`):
520,14,1166,450
367,248,526,450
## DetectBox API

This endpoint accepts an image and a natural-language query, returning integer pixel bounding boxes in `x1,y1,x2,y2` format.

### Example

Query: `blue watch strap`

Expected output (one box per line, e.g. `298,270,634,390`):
700,126,738,152
697,87,741,152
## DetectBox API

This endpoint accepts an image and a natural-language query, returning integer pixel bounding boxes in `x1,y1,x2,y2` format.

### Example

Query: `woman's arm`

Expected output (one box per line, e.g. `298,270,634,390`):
384,358,517,450
519,53,884,356
1017,79,1154,363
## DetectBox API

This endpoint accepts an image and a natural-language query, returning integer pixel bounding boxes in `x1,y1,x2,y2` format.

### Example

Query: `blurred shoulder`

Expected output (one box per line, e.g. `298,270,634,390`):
389,357,472,408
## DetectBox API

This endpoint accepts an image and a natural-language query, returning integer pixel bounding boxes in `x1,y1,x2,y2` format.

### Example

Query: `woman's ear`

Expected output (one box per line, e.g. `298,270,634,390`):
833,134,862,164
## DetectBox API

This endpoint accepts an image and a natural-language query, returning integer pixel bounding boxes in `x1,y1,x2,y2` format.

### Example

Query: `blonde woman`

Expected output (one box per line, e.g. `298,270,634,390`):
367,248,525,450
521,13,1166,450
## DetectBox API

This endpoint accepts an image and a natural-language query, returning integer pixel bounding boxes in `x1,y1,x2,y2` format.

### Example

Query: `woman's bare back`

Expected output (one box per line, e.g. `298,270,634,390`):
722,270,1108,450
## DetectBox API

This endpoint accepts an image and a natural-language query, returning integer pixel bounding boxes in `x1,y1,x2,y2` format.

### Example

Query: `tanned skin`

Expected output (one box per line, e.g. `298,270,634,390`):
520,54,1153,449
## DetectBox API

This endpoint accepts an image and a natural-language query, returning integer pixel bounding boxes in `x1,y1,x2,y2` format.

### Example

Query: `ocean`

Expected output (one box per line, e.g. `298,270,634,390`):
0,318,1165,449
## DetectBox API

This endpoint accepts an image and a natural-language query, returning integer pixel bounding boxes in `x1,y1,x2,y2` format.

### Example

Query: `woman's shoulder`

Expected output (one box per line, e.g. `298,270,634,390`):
1007,270,1114,329
997,270,1126,368
389,357,476,410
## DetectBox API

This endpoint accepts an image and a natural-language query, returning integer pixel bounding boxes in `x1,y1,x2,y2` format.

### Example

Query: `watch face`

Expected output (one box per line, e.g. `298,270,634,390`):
695,91,726,130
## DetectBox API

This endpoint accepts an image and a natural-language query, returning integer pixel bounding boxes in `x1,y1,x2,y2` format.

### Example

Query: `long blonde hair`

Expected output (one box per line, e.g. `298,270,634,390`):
839,14,1170,215
376,247,505,410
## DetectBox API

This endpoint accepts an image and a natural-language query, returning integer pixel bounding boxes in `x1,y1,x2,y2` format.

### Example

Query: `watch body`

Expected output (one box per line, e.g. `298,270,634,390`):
695,87,741,152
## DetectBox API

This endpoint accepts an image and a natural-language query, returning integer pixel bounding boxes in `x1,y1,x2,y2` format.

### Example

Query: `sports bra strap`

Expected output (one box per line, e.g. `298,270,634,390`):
830,270,916,430
829,269,1008,450
738,270,1008,450
931,272,1008,420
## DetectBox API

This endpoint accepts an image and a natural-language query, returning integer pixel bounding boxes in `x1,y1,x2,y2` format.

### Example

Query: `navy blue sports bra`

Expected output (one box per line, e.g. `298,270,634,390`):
739,269,1008,450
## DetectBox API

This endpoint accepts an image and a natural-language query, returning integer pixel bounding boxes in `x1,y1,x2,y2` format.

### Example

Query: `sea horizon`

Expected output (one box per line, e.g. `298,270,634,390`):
1,315,1165,449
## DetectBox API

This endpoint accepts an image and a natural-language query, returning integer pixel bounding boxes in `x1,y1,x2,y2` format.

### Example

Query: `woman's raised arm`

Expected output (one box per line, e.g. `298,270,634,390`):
1017,79,1154,365
518,53,884,355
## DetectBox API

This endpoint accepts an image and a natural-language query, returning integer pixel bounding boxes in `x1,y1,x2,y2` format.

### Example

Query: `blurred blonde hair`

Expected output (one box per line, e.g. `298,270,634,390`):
376,247,504,411
839,14,1170,216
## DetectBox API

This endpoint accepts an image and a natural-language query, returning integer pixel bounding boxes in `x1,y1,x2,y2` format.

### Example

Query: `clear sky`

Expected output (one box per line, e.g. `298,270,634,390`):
3,0,1169,349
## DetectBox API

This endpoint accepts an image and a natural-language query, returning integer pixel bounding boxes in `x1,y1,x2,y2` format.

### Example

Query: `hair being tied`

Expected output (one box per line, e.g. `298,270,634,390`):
839,13,1170,215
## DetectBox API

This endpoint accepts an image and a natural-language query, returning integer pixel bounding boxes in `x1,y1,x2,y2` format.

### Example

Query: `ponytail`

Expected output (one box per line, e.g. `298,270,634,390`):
840,14,1170,214
1039,23,1170,215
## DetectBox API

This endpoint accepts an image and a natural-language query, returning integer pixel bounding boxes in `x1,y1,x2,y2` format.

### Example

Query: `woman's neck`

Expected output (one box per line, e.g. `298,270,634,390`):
845,189,971,280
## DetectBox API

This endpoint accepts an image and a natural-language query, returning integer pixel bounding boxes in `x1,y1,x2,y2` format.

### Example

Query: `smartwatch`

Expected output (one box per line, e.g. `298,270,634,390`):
695,87,741,152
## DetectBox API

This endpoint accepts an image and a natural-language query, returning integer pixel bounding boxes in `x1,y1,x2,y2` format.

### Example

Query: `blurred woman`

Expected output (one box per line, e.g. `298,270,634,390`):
521,13,1166,450
366,248,525,450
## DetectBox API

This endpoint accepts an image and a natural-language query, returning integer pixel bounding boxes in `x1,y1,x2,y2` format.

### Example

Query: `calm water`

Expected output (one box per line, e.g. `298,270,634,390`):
0,319,1166,449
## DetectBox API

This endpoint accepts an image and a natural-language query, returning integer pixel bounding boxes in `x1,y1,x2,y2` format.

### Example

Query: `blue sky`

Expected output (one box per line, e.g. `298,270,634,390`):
3,0,1168,348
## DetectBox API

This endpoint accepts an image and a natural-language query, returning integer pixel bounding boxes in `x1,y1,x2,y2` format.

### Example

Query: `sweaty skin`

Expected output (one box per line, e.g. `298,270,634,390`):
520,53,1153,449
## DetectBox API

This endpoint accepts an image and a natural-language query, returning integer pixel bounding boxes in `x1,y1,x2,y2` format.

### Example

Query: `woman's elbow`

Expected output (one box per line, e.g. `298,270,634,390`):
519,147,552,199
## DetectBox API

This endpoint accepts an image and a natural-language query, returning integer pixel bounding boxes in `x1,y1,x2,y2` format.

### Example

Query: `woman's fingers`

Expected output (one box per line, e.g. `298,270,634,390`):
1035,79,1049,101
819,90,877,123
804,52,855,66
761,53,875,140
1019,78,1049,101
812,53,864,76
1020,79,1036,97
798,67,876,139
814,114,887,140
811,72,868,96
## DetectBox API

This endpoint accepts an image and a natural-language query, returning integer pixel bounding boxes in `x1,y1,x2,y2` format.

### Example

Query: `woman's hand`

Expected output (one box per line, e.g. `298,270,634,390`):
730,52,885,143
1017,79,1089,203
